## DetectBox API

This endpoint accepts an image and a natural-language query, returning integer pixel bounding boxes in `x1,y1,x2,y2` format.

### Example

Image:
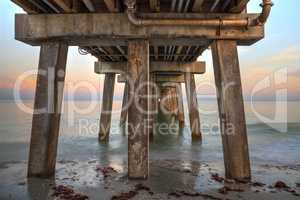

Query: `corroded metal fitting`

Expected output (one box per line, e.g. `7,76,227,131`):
125,0,136,11
260,0,274,7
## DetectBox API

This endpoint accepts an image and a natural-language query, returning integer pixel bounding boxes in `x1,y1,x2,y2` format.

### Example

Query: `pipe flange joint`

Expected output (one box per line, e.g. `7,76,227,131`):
246,17,251,29
260,0,274,7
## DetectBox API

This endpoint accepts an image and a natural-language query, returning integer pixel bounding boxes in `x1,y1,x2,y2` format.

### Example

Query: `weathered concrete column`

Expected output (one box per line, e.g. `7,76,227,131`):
28,42,68,178
156,85,179,136
176,83,185,128
211,40,251,181
185,73,202,140
149,73,157,140
127,40,149,179
120,82,128,126
99,73,115,141
158,85,178,123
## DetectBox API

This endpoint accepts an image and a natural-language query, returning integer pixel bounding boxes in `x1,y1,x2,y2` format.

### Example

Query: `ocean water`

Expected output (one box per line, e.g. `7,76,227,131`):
0,99,299,167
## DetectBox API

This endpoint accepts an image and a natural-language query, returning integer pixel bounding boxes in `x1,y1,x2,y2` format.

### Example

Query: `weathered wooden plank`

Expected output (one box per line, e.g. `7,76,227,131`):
95,61,206,74
185,73,202,140
52,0,72,12
192,0,204,12
230,0,249,13
11,0,40,13
99,73,115,141
103,0,119,12
176,83,185,128
211,40,251,181
82,0,95,12
28,42,68,178
149,0,160,12
127,40,149,179
72,0,81,12
15,13,264,46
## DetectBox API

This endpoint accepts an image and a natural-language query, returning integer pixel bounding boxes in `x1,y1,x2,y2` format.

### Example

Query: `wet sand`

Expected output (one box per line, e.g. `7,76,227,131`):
0,133,300,200
0,101,300,199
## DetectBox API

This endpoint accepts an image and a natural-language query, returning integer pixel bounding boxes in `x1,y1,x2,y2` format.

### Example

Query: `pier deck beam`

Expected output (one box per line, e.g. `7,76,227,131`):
99,73,115,141
211,40,251,181
127,40,149,179
28,42,68,178
185,73,202,140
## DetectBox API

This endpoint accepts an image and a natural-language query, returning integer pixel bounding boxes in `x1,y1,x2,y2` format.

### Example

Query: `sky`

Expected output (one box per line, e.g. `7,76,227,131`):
0,0,299,101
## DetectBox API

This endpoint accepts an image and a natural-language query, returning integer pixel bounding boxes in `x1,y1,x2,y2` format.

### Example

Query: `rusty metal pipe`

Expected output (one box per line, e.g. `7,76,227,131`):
256,0,274,25
125,0,273,27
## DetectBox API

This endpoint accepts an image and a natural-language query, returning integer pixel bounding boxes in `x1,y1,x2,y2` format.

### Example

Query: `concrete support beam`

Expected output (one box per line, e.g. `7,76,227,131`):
211,40,251,181
120,82,129,126
176,84,185,128
127,40,149,179
15,13,264,46
28,42,68,178
155,74,185,83
185,73,202,140
118,74,185,83
95,61,205,74
99,73,115,141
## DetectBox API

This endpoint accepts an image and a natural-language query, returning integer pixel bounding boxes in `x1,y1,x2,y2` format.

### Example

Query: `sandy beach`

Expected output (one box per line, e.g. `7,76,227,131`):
0,140,300,200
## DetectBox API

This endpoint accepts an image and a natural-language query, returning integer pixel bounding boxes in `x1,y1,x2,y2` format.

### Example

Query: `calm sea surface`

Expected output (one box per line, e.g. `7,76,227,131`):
0,100,299,166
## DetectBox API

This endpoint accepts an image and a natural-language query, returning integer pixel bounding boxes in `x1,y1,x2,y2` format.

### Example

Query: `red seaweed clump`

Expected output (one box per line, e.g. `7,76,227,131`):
96,166,117,178
274,181,290,189
52,185,88,200
211,173,225,183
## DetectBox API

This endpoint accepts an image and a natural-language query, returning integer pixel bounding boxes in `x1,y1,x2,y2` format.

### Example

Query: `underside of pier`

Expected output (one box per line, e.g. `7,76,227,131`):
12,0,271,182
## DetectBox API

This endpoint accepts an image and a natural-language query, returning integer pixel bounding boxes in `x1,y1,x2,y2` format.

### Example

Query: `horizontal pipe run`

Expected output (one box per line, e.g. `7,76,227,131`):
125,0,273,28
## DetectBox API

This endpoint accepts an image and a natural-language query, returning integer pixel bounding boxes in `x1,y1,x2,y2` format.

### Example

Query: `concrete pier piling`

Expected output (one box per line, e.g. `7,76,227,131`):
120,82,129,127
99,73,115,142
185,73,202,140
127,40,150,179
28,42,68,178
211,40,251,181
176,83,185,128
